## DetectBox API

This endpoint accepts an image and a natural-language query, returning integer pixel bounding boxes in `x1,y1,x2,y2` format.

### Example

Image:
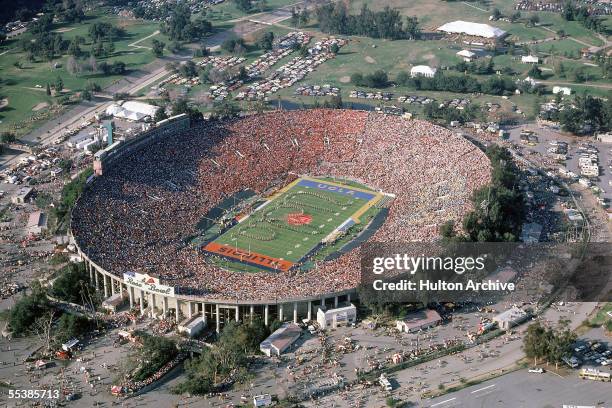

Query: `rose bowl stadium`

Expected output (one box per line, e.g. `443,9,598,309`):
70,109,490,331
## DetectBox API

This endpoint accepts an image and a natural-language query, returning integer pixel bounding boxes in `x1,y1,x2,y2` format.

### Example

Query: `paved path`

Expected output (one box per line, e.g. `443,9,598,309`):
128,30,160,50
461,1,488,12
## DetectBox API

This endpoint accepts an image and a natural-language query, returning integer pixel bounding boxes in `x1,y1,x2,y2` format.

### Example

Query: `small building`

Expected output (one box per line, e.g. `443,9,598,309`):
521,55,539,64
178,314,206,337
259,323,302,357
552,86,572,96
396,309,442,333
101,291,127,313
317,303,357,329
61,338,79,352
492,307,528,330
410,65,437,78
27,211,47,235
11,186,33,204
253,394,273,407
457,49,476,62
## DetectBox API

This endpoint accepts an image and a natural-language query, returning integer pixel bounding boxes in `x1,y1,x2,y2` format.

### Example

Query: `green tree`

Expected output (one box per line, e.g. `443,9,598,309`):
152,39,165,57
0,132,16,143
56,314,94,343
211,100,240,119
51,263,96,305
8,283,51,336
55,76,64,92
258,31,275,51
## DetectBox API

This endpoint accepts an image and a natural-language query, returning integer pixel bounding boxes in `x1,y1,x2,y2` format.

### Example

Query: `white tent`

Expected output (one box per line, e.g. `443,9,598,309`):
521,55,539,64
457,49,476,61
105,104,124,116
106,101,157,122
410,65,437,78
121,101,160,118
438,21,506,39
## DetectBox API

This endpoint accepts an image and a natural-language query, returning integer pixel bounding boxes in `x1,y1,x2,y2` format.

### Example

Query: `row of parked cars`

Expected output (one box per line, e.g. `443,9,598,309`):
565,340,611,368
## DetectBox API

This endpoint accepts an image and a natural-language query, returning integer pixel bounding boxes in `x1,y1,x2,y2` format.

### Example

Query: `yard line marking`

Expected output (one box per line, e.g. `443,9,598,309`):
471,384,496,394
430,398,456,407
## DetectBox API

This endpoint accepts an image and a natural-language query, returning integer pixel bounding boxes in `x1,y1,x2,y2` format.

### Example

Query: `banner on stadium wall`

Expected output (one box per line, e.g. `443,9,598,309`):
123,271,175,297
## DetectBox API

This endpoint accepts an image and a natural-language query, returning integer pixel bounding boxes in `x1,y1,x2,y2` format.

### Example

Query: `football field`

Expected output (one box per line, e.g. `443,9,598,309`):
203,177,384,271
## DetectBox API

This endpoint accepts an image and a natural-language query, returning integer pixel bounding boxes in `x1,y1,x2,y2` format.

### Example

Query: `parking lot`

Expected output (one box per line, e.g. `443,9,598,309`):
507,124,612,205
424,367,610,408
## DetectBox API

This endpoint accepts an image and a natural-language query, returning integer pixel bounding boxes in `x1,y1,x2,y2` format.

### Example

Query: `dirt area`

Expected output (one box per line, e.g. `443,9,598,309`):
54,27,75,33
364,55,376,64
339,75,351,83
32,102,49,112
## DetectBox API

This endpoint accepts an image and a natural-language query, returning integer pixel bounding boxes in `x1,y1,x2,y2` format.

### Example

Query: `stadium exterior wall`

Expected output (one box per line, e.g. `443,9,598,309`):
72,114,357,331
73,240,356,332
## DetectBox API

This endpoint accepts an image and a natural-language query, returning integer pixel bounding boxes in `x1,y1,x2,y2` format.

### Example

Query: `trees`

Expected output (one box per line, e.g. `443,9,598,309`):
152,39,165,57
396,71,410,86
527,14,540,27
132,334,178,382
99,61,127,76
351,70,389,88
54,76,64,93
212,100,240,120
179,60,198,78
523,321,576,368
445,146,524,242
161,4,213,42
221,38,246,53
405,16,421,40
175,320,269,395
316,3,412,40
88,22,125,42
56,314,94,343
233,0,253,13
51,263,96,305
258,31,274,51
0,132,16,143
557,94,610,135
154,108,168,122
9,283,51,336
527,64,543,79
463,145,525,242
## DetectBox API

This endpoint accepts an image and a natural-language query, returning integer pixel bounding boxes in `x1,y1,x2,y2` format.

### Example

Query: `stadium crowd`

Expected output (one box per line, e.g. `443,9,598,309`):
71,110,491,302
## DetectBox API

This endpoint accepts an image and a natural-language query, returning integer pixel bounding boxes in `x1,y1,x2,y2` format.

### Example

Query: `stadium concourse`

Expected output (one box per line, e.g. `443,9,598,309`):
71,109,491,332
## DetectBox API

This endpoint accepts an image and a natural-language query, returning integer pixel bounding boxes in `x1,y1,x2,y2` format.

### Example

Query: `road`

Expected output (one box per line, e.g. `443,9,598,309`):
425,368,610,408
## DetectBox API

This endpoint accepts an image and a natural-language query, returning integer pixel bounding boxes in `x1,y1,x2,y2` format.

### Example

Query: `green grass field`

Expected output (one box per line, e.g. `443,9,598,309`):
0,9,165,135
207,177,382,266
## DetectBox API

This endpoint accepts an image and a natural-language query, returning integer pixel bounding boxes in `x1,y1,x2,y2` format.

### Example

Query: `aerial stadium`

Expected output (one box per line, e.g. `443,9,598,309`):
70,109,491,331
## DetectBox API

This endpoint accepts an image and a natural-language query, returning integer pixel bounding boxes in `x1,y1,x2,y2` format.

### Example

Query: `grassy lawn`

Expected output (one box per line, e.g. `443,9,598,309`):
0,9,164,135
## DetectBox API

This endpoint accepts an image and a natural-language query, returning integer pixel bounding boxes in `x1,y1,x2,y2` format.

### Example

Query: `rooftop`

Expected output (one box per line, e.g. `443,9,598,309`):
438,21,507,38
